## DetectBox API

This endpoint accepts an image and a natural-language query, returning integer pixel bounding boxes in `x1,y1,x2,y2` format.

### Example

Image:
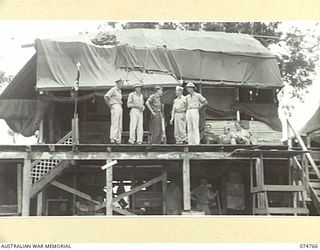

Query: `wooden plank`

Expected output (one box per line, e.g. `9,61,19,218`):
25,151,246,161
101,160,117,170
111,205,134,216
17,164,22,214
30,160,71,198
0,152,27,159
113,175,164,203
51,181,100,205
254,207,309,215
252,185,306,192
95,175,165,211
310,182,320,189
162,171,167,215
183,158,191,210
22,158,32,216
105,159,113,216
37,192,44,216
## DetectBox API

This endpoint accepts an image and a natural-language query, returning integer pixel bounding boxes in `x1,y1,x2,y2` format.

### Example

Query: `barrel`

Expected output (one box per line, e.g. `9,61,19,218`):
181,210,205,216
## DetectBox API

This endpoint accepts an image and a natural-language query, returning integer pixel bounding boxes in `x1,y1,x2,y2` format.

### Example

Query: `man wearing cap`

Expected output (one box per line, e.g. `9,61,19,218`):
104,78,124,144
127,84,145,144
185,82,208,145
146,86,163,144
170,86,187,144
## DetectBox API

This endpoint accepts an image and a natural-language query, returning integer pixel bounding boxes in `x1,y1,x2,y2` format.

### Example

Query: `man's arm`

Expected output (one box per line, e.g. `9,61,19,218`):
199,94,208,109
127,93,135,108
104,95,112,109
170,104,175,125
146,97,156,116
104,88,113,109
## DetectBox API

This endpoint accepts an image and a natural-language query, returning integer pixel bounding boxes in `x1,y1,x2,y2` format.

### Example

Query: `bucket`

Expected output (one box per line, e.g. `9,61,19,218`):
181,210,205,216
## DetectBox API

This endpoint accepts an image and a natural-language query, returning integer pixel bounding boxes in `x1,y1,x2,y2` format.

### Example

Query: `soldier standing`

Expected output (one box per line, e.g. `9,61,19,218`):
146,86,163,144
104,78,124,144
127,84,145,144
170,86,187,144
185,82,208,145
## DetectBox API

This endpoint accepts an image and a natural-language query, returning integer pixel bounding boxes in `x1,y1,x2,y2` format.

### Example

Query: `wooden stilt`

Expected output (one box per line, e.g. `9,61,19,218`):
37,192,44,216
22,158,31,216
17,164,22,215
106,159,113,216
162,170,167,215
72,172,77,215
183,158,191,210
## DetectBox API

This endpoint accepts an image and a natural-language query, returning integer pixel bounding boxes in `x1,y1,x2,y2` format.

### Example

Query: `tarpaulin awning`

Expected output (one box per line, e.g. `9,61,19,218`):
300,106,320,135
35,29,283,90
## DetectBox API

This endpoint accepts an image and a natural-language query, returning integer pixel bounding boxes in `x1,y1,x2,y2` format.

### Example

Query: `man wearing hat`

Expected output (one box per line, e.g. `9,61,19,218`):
185,82,208,145
104,78,124,144
170,86,187,144
127,84,145,144
146,86,163,144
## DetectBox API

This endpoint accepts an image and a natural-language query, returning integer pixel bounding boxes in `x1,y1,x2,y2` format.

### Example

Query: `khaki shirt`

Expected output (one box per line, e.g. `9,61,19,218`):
105,86,122,105
186,92,206,109
173,95,187,113
127,91,144,109
146,93,161,112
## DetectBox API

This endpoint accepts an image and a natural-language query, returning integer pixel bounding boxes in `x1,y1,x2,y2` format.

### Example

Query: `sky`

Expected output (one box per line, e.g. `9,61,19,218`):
0,20,320,144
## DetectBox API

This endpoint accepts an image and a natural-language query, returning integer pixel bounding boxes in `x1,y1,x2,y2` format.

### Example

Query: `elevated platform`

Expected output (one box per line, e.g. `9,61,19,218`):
0,143,305,161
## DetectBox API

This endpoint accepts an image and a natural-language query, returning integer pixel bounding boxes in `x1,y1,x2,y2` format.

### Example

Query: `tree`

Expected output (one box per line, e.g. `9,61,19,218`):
0,70,12,93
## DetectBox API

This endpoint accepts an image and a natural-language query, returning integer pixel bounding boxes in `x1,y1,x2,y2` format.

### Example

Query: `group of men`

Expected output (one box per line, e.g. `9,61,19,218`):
164,179,217,215
104,78,208,145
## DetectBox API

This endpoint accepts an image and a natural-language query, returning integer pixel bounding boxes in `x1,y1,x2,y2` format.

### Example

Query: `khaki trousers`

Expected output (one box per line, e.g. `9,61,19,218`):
129,108,143,144
186,109,200,145
174,112,187,144
150,111,162,144
110,104,122,143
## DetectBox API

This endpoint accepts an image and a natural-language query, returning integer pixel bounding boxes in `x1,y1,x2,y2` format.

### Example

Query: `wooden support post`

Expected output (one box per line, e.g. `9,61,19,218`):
183,157,191,211
22,158,31,216
17,164,22,215
162,170,167,215
72,115,79,145
255,157,265,209
105,159,113,216
72,172,77,215
37,192,44,216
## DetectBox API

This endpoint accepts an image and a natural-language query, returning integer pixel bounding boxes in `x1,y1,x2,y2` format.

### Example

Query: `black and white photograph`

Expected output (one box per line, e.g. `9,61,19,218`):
0,20,320,218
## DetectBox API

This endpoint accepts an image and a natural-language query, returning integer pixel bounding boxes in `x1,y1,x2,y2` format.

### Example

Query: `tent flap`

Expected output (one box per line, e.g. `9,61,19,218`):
0,99,52,137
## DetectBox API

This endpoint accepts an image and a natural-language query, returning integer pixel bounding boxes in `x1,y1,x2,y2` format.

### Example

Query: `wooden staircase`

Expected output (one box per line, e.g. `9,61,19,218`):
29,131,73,198
308,163,320,214
287,119,320,215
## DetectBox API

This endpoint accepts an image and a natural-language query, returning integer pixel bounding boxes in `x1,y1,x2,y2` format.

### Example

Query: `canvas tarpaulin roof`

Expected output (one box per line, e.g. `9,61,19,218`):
300,106,320,135
35,29,282,90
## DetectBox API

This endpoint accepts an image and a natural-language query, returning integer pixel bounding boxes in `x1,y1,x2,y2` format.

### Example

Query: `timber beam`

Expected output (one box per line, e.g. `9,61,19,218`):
0,151,252,160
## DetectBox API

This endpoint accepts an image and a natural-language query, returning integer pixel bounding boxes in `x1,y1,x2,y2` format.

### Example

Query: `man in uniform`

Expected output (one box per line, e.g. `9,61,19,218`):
127,84,145,144
185,82,208,145
191,179,216,215
104,78,124,144
146,86,163,144
170,86,187,144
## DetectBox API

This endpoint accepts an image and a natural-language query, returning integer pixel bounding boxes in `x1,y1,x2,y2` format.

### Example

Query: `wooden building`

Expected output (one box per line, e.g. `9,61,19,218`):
0,29,319,216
